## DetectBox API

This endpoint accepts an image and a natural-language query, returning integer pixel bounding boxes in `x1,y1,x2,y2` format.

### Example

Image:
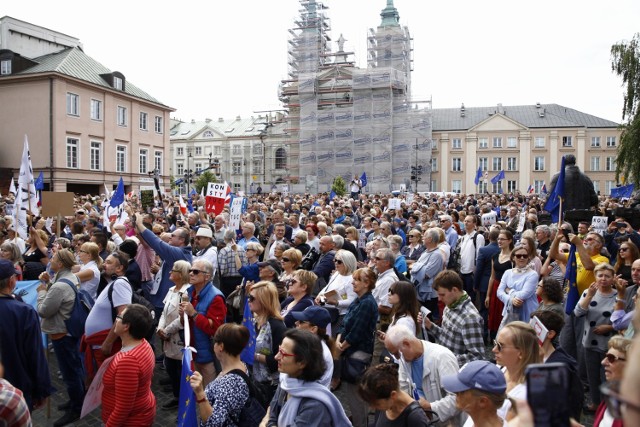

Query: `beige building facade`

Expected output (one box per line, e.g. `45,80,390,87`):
0,16,173,194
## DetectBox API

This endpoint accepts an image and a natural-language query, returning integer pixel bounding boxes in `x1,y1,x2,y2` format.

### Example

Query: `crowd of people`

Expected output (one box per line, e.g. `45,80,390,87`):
0,183,639,427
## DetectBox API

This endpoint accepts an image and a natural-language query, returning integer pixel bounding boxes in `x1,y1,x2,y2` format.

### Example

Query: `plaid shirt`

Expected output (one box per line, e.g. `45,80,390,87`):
218,244,247,277
430,295,485,367
0,378,31,427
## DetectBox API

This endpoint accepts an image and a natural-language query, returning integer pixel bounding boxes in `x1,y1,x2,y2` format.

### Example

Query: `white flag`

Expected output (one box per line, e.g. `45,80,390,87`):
8,178,16,195
18,136,39,216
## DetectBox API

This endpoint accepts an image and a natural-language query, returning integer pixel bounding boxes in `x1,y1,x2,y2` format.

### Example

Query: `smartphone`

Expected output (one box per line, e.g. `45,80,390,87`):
526,363,571,427
616,221,626,228
562,229,569,239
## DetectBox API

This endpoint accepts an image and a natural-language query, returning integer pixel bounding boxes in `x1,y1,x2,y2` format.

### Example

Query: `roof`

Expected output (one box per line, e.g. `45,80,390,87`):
432,103,619,131
170,116,269,140
16,47,168,107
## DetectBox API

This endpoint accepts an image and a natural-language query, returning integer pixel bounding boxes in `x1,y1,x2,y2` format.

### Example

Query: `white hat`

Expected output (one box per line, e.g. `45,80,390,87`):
196,227,213,239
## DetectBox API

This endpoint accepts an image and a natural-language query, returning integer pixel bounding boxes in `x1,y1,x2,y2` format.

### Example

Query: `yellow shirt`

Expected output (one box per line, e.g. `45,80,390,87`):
575,253,609,294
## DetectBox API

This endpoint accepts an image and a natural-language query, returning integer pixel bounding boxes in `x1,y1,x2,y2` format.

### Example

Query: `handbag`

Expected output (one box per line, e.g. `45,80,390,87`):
341,350,372,384
227,287,243,310
498,298,520,332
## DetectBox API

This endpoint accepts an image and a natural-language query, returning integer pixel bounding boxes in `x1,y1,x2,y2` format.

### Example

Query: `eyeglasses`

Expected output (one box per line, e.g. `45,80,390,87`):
374,257,383,261
388,288,396,295
334,259,343,265
116,315,123,321
493,339,514,352
277,346,296,358
282,257,290,262
78,250,88,254
497,238,509,241
247,294,256,303
514,254,528,259
600,382,640,419
189,269,207,275
604,353,627,364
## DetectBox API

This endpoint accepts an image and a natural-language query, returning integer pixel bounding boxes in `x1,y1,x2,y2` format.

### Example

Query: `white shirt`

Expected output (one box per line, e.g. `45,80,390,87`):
459,231,485,274
194,245,218,276
372,269,398,308
85,277,132,339
79,260,101,300
318,272,357,315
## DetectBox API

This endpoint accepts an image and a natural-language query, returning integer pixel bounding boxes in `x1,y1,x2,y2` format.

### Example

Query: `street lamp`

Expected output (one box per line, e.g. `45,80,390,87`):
183,150,194,195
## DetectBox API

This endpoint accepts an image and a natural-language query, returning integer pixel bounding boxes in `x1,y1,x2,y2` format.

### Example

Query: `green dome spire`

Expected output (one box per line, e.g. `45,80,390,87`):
380,0,400,27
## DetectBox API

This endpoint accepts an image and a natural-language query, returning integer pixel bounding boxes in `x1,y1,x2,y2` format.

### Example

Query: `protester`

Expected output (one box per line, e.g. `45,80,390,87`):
535,277,565,318
279,247,302,290
73,241,102,300
486,230,514,339
280,269,315,328
614,240,639,285
292,305,334,387
22,227,49,280
497,244,539,329
387,280,420,336
0,242,23,281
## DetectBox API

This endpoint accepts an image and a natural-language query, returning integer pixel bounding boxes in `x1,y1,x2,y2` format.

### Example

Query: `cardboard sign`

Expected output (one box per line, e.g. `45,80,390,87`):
229,197,244,229
207,182,228,198
40,192,75,217
388,198,401,210
530,315,549,346
140,190,155,210
205,196,225,215
591,216,608,236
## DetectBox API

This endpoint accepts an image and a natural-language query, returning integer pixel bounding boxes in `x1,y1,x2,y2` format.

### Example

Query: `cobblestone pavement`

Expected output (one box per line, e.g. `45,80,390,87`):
31,344,594,426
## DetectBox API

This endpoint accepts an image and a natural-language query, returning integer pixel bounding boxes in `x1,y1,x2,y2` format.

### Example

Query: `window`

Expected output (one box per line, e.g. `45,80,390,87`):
195,163,202,173
155,116,163,134
154,151,162,174
66,93,79,116
593,181,600,194
116,146,126,173
275,148,287,169
507,137,517,148
534,156,545,171
233,161,241,174
177,147,184,156
90,141,102,171
492,157,502,171
607,136,616,147
591,137,601,147
430,180,437,192
478,138,488,149
90,99,102,121
176,163,184,175
507,157,517,171
66,138,78,168
478,157,488,171
492,137,502,148
562,136,573,147
139,149,148,174
452,138,461,149
452,180,461,193
507,180,517,193
195,146,202,156
534,137,545,148
114,76,123,90
534,180,545,194
606,156,616,171
139,112,148,130
492,183,503,194
478,181,488,193
606,181,616,195
591,157,600,171
430,158,438,172
232,145,241,155
253,144,263,155
117,106,127,126
253,160,262,174
0,59,11,75
214,146,221,156
451,158,461,172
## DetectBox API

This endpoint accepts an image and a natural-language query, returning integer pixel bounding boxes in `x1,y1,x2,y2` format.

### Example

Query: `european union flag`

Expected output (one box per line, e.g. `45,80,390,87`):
177,347,197,427
240,296,256,366
474,166,483,185
34,171,44,191
564,243,579,315
611,184,635,199
490,170,505,185
110,177,125,208
360,171,367,187
329,190,336,201
187,197,194,213
545,156,566,223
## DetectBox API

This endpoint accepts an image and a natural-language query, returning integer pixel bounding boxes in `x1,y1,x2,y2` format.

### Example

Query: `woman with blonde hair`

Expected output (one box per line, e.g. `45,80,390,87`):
22,227,49,280
248,281,287,402
279,248,302,290
497,244,539,329
280,269,316,328
156,259,191,409
0,242,24,280
72,242,102,299
492,321,542,420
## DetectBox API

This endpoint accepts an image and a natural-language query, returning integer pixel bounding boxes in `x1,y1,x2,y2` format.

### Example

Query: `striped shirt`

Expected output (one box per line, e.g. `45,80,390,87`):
0,378,32,427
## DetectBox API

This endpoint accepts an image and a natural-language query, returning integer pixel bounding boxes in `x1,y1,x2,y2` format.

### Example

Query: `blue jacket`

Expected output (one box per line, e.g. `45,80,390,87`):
0,295,52,408
474,242,500,292
141,229,193,308
188,283,224,363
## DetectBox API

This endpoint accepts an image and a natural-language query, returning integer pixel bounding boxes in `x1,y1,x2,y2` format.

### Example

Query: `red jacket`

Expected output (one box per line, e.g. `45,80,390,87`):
594,401,623,427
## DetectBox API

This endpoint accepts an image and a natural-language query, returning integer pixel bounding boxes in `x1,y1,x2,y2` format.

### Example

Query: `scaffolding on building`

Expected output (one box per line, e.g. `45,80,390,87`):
280,0,432,194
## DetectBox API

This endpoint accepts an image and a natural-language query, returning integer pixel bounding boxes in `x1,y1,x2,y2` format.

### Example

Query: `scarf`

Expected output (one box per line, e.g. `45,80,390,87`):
277,376,351,426
448,291,469,310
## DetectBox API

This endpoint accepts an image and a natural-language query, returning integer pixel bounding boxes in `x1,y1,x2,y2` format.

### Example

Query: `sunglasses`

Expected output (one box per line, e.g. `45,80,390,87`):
388,288,396,295
514,254,528,259
493,339,514,352
247,294,256,302
334,259,343,265
282,257,291,262
604,353,626,364
189,269,206,275
619,247,629,252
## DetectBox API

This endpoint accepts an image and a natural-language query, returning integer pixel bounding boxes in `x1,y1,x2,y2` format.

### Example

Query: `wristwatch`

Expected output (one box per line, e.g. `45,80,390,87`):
190,312,198,319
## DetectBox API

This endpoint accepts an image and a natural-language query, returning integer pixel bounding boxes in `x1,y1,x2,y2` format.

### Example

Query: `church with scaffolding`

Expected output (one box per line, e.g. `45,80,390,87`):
279,0,433,194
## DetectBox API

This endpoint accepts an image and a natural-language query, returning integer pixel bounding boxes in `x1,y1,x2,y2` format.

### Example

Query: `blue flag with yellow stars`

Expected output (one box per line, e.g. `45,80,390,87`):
177,347,197,427
240,296,257,366
564,243,579,315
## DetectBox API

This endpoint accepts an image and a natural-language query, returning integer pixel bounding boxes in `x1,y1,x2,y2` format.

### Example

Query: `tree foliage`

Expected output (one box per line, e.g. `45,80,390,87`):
611,33,640,186
194,171,216,194
331,176,347,196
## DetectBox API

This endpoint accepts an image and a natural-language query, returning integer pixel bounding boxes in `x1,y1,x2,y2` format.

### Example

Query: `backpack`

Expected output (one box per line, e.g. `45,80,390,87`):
107,276,157,322
59,278,94,338
300,247,320,271
447,232,479,273
228,369,268,427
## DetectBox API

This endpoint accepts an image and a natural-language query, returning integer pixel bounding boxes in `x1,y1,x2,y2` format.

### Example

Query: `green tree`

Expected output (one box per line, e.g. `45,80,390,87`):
194,171,216,194
331,176,347,196
611,33,640,186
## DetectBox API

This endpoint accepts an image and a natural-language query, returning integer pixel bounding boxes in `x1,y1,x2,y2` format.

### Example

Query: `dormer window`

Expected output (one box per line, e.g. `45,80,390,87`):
0,59,11,75
114,76,123,90
100,71,126,91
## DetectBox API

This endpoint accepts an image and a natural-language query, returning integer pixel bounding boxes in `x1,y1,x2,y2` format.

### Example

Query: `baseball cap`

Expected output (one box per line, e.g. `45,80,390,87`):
257,259,283,276
442,360,507,394
291,306,332,329
0,259,19,280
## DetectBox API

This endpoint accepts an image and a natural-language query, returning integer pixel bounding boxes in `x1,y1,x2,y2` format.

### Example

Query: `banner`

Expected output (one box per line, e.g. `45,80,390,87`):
229,197,244,229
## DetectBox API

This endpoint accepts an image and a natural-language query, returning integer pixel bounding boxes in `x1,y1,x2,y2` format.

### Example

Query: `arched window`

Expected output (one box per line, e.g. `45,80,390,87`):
275,148,287,170
203,130,213,138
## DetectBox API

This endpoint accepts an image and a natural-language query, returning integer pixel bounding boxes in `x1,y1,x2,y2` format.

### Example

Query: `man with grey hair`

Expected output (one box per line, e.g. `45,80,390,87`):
312,236,336,295
217,229,247,297
411,229,444,319
212,215,227,245
237,222,258,249
440,215,458,255
535,224,552,262
384,324,462,425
